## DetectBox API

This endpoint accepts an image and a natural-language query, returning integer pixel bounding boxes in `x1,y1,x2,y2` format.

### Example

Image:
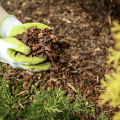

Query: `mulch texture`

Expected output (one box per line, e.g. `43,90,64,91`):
14,27,69,65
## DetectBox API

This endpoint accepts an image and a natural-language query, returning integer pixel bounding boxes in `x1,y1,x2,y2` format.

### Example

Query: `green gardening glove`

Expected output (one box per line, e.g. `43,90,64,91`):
0,15,51,72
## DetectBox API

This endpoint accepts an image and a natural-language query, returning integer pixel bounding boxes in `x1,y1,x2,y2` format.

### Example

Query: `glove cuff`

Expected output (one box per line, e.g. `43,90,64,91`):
0,15,22,38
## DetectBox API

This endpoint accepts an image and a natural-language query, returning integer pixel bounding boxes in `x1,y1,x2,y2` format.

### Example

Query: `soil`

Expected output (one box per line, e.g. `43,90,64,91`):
1,0,120,119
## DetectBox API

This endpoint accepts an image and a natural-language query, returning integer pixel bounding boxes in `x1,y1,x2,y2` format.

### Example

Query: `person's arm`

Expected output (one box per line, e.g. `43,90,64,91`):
0,5,22,38
0,5,9,23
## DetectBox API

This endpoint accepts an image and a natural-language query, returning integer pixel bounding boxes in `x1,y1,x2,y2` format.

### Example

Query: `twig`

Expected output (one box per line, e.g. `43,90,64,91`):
32,49,44,55
22,27,28,44
67,83,78,93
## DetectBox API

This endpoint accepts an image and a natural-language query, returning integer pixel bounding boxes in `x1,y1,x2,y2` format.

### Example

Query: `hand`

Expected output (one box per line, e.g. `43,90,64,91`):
0,15,51,72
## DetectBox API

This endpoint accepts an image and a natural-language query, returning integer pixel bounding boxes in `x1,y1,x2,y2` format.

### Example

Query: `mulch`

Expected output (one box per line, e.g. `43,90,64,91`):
14,27,70,66
1,0,120,119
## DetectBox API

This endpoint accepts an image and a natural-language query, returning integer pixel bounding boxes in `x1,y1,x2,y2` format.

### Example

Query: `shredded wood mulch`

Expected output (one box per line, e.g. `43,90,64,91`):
14,27,69,66
2,0,120,119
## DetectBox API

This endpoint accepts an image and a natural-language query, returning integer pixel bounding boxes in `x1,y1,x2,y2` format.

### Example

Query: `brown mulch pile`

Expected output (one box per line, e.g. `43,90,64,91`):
1,0,120,119
14,27,69,66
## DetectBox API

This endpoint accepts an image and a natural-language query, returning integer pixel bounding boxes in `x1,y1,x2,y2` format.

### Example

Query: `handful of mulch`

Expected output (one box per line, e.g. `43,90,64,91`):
14,27,70,67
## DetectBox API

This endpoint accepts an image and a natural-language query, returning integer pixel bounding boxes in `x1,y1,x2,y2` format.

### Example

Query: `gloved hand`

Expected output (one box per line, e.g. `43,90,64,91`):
0,15,51,72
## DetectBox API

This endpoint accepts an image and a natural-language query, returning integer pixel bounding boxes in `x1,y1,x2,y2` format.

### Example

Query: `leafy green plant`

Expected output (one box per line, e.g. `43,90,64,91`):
26,87,93,120
0,76,24,120
91,109,96,115
0,0,7,4
100,21,120,120
0,74,94,120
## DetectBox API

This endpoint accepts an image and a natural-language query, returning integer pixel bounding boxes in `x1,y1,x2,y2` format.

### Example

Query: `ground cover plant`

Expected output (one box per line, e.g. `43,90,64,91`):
1,0,120,119
26,87,92,120
100,21,120,119
0,75,94,120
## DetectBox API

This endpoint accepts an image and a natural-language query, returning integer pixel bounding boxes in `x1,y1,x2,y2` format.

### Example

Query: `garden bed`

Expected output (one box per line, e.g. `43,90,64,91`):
1,0,120,119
